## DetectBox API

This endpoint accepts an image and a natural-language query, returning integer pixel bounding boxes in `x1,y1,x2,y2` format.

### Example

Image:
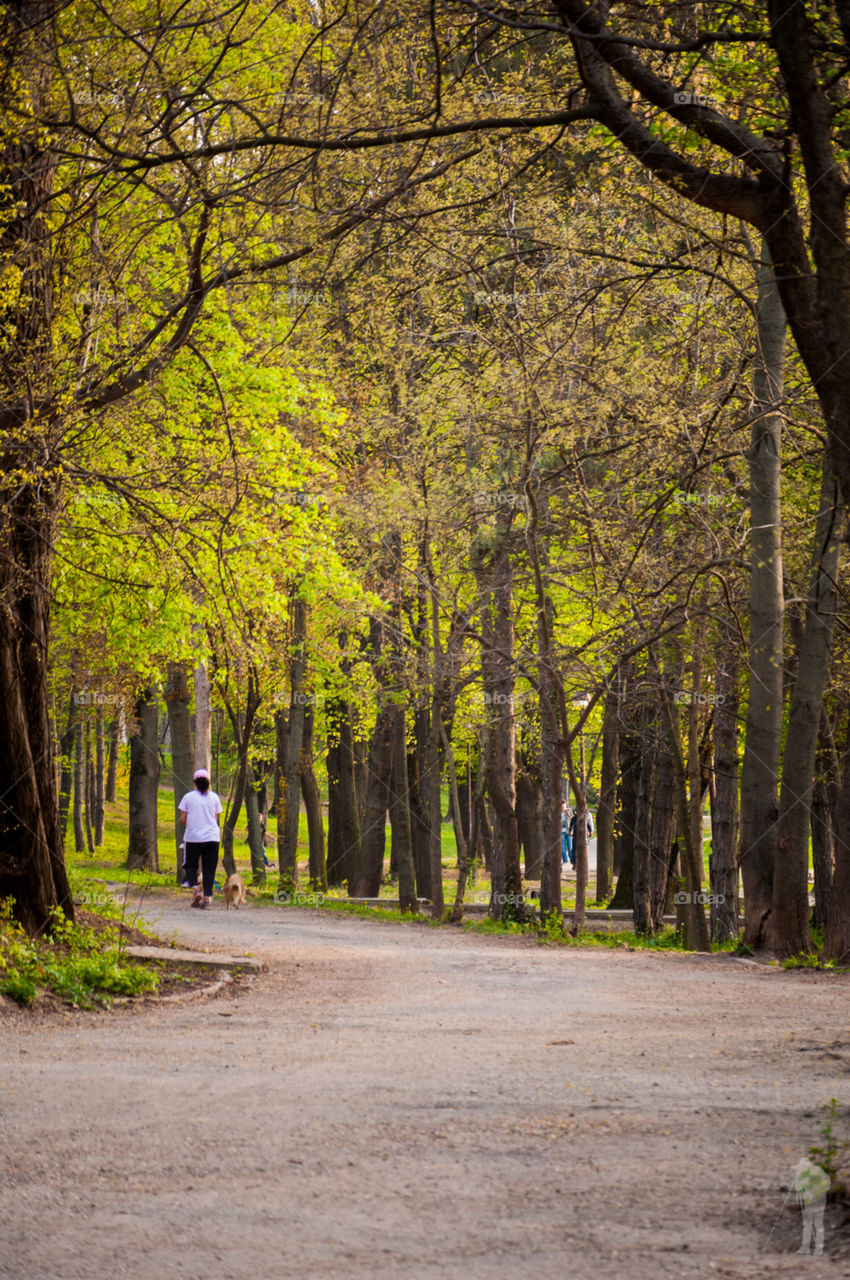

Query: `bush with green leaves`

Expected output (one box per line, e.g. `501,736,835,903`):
0,900,159,1008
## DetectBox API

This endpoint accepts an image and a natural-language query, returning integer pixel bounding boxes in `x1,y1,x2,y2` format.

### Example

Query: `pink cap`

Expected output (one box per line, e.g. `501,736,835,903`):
193,768,210,780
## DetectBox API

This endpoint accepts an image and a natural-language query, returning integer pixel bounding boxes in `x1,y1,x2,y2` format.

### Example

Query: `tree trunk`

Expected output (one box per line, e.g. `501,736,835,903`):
516,766,544,881
648,738,676,932
738,246,786,948
609,726,640,908
127,687,160,871
661,675,711,951
84,724,95,854
300,705,326,890
348,706,391,896
665,696,711,957
245,780,265,884
220,677,260,880
570,766,590,933
472,515,524,920
479,793,495,876
408,722,433,900
767,453,842,956
328,697,364,891
58,695,76,838
811,771,834,934
94,708,105,847
423,720,444,919
0,12,73,933
354,733,368,823
811,713,839,931
686,630,707,940
221,755,245,880
825,737,850,963
455,749,473,855
164,661,194,882
279,595,307,887
631,703,655,935
105,717,119,802
446,725,474,921
73,721,85,854
193,661,212,770
389,701,418,912
595,686,619,903
710,628,740,942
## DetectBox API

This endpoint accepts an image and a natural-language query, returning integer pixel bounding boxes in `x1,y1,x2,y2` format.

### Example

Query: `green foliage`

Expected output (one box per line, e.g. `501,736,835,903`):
809,1099,849,1192
782,953,825,970
0,901,159,1009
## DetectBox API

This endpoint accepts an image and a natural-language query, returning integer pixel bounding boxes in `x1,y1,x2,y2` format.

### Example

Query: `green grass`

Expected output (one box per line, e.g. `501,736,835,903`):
0,900,160,1008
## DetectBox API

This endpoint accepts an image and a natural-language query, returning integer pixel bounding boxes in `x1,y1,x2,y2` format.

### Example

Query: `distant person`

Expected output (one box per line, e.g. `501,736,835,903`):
561,802,573,869
558,803,570,865
568,808,594,869
178,769,223,910
794,1156,829,1255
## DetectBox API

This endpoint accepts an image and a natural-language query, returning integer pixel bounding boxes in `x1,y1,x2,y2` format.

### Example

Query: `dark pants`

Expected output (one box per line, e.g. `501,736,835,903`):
184,841,219,897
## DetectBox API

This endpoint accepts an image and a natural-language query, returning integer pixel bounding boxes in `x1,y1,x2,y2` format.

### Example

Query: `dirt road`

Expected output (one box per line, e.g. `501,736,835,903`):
1,896,848,1279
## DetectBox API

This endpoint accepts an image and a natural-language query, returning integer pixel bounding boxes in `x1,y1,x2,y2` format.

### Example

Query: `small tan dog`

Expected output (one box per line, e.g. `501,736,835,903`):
223,873,247,910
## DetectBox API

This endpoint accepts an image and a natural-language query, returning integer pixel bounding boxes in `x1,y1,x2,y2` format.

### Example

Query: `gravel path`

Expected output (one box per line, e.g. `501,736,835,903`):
1,893,849,1279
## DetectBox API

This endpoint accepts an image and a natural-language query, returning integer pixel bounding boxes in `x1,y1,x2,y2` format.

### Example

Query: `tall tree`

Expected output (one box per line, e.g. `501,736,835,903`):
127,687,160,872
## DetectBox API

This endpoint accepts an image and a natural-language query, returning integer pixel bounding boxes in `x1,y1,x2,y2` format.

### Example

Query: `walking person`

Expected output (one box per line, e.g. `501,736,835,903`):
568,807,593,870
178,769,223,909
561,801,573,871
794,1156,830,1255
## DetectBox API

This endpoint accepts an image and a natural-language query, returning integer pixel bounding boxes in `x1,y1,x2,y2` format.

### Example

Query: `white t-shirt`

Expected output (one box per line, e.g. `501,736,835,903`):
178,789,223,843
